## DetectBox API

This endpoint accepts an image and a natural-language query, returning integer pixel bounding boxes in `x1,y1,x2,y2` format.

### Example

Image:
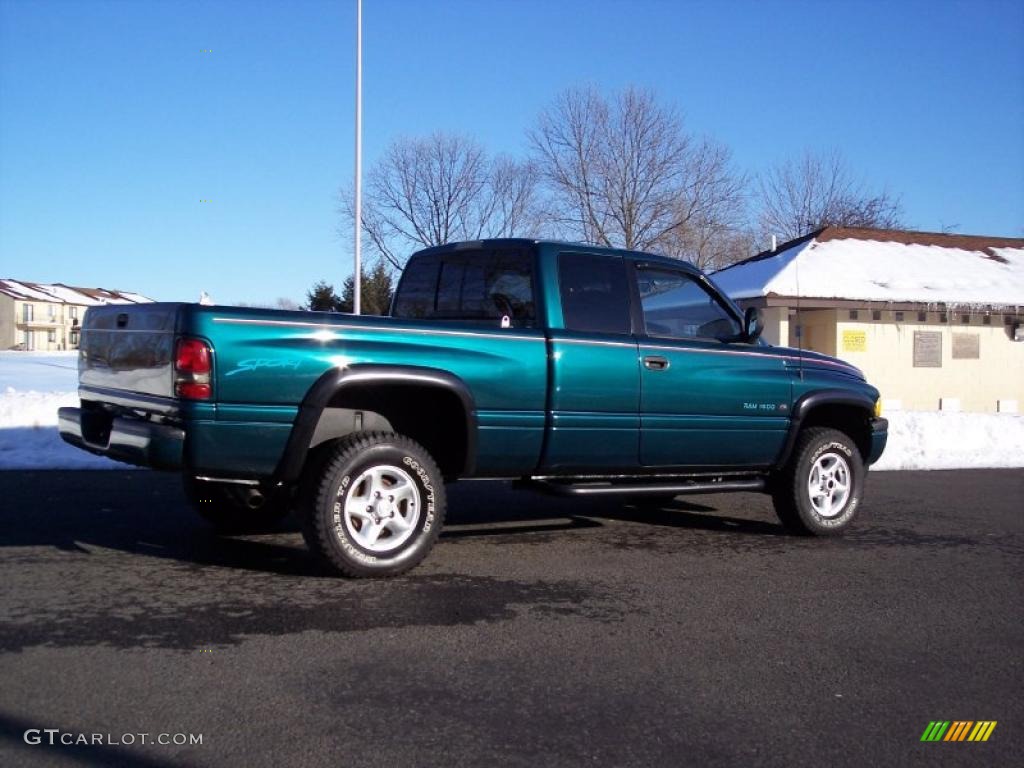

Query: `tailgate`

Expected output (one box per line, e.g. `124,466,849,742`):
79,303,180,400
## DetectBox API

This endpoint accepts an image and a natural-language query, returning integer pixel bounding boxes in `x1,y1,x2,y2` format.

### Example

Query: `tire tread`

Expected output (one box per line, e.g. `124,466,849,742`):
772,426,862,536
299,431,445,578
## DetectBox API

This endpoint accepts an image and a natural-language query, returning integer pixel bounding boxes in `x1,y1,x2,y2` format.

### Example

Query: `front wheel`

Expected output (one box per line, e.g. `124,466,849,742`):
299,432,446,577
772,427,865,535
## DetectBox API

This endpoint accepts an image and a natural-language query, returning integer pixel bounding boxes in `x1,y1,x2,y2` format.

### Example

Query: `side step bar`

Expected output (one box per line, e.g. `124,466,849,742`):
521,477,767,497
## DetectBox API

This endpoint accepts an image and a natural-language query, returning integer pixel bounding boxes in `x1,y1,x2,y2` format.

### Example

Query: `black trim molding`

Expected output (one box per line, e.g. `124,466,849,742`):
275,364,478,482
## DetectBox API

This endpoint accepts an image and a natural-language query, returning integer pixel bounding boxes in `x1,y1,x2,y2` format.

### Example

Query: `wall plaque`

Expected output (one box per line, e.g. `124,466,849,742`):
913,331,942,367
952,333,980,359
842,330,867,352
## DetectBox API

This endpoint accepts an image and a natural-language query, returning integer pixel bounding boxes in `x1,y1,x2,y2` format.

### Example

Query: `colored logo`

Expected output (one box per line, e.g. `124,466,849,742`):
920,721,997,742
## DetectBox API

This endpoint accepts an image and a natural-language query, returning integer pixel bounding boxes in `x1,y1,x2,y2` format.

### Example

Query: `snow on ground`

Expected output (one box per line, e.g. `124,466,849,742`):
0,352,130,470
1,351,1023,472
871,411,1024,471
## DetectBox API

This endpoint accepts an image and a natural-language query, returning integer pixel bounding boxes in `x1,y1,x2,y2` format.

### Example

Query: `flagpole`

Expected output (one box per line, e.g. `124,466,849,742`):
353,0,363,314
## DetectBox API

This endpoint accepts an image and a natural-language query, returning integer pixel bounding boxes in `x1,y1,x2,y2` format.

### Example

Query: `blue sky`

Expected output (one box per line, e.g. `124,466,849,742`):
1,0,1022,305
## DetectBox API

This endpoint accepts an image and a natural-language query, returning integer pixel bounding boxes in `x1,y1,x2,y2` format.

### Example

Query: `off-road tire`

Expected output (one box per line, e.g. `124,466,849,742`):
298,432,446,578
183,475,291,533
772,427,865,536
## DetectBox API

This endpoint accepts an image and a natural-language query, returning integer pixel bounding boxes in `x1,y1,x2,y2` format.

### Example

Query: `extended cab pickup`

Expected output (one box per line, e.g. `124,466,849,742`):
59,239,887,576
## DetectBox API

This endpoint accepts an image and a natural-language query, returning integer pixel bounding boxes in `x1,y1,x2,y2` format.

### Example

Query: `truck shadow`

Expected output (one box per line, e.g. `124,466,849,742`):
445,482,786,539
0,470,787,578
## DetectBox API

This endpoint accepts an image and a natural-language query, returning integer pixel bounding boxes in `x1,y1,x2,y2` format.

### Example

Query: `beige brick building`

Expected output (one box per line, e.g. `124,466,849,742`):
713,228,1024,414
0,280,153,352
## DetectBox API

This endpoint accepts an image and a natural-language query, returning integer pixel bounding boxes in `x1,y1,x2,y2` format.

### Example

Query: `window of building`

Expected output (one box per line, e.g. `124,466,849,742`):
47,329,56,343
983,315,991,325
960,314,970,324
872,310,882,321
70,306,78,321
1006,315,1016,326
22,304,34,322
939,313,948,323
918,311,927,322
635,266,740,341
557,252,632,335
70,331,80,347
894,311,904,322
848,310,858,320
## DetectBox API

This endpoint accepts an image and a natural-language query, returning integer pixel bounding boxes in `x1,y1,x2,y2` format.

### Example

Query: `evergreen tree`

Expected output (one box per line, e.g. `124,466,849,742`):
339,263,394,315
305,280,343,312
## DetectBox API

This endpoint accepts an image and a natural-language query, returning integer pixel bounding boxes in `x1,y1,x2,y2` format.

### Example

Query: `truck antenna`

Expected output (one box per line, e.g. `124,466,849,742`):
795,240,804,380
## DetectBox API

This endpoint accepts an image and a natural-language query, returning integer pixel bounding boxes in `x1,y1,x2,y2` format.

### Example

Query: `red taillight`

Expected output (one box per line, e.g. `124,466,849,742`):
177,381,211,399
175,338,212,400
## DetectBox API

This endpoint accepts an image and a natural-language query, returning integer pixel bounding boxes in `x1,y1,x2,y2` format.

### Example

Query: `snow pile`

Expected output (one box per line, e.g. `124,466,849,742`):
0,390,128,469
713,237,1024,307
872,411,1024,471
1,352,1023,472
0,352,129,470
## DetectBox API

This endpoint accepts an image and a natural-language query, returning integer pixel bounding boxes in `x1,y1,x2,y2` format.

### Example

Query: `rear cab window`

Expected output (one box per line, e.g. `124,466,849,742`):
392,247,537,328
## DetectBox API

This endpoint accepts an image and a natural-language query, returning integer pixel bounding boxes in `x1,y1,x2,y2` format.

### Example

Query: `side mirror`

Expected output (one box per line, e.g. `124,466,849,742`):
744,306,764,343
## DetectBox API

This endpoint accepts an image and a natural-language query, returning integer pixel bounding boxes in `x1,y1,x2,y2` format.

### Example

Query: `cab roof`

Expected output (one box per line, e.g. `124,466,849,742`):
410,239,704,275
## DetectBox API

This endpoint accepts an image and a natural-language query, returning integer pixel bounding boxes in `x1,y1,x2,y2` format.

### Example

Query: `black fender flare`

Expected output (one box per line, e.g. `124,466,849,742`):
773,389,875,470
275,364,477,482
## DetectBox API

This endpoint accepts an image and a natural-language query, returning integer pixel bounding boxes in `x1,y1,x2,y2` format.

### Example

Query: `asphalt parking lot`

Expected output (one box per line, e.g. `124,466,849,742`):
0,468,1021,767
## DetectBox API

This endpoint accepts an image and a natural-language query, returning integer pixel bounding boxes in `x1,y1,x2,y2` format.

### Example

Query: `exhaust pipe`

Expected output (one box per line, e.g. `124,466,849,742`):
245,489,266,510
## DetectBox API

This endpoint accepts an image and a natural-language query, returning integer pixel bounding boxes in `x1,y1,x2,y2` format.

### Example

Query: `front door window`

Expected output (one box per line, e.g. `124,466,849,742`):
636,266,740,340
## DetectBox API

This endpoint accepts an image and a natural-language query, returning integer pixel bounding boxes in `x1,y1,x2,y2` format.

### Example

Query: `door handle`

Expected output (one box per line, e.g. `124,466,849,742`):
643,355,670,371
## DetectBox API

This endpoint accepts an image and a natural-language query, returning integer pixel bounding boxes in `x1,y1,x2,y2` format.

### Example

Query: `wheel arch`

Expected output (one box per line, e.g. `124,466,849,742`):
276,364,477,482
774,389,875,469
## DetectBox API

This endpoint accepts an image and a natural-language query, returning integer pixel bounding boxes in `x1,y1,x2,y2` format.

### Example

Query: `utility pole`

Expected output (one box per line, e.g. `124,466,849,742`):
353,0,363,314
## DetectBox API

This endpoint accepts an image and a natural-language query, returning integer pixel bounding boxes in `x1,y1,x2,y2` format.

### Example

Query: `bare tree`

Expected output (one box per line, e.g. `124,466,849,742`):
341,133,541,270
529,85,749,268
658,140,751,271
758,149,904,241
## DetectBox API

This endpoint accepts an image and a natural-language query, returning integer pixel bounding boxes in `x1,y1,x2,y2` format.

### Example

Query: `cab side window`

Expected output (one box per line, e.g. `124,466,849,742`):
558,252,631,335
636,266,740,341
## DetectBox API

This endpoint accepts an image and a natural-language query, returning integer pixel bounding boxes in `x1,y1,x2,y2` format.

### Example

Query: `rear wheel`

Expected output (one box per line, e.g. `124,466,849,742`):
772,427,864,535
183,476,290,533
298,432,446,578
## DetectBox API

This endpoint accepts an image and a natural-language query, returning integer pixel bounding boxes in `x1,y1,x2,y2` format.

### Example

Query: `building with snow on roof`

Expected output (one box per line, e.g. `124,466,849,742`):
0,279,153,352
713,227,1024,414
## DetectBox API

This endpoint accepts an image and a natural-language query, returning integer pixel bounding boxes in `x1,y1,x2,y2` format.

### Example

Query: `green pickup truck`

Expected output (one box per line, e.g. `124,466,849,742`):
59,239,887,576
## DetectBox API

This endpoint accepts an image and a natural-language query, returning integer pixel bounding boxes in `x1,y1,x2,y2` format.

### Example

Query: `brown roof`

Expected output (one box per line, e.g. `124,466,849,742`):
816,227,1024,254
719,226,1024,273
0,281,32,300
0,279,152,304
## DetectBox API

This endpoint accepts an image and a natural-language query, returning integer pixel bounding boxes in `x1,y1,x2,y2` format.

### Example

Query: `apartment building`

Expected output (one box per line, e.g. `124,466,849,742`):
0,279,153,351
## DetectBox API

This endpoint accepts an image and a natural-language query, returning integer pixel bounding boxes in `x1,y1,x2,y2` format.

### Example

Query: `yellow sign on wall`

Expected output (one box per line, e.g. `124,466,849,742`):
843,330,867,352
